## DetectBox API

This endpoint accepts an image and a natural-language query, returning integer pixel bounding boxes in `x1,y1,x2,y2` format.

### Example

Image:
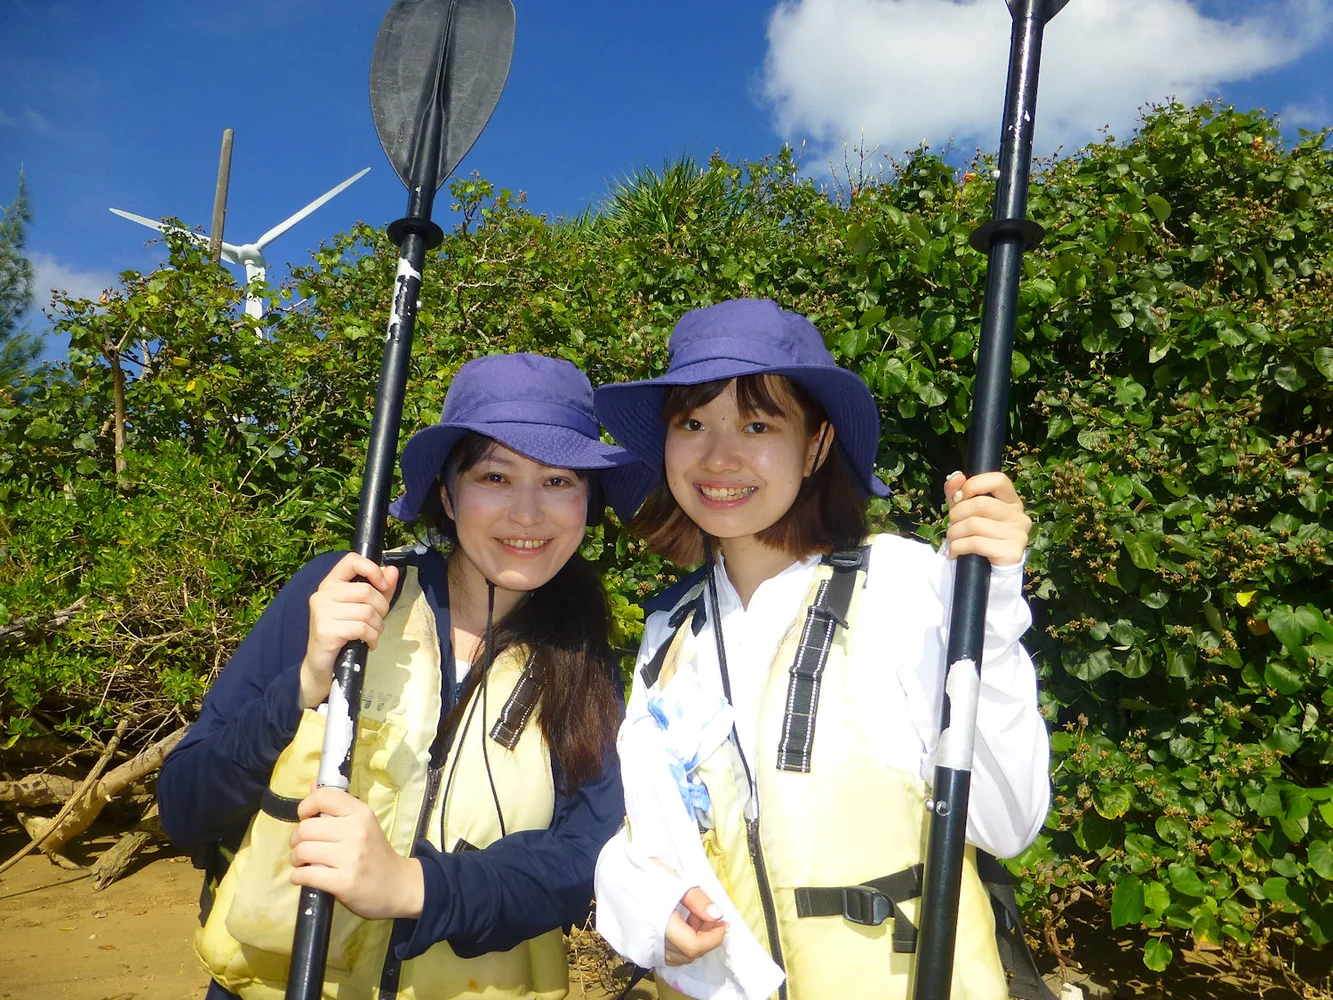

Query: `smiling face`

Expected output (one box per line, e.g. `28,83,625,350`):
663,376,829,550
441,441,590,599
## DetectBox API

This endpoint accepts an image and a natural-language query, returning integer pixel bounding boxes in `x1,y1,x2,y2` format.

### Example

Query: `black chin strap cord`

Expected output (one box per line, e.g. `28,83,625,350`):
480,579,507,838
438,574,508,845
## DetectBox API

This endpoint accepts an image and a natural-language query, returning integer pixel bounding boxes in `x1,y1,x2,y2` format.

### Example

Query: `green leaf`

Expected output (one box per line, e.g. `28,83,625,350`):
1146,194,1171,223
1273,364,1307,392
1266,606,1309,651
1143,938,1172,972
1316,347,1333,381
1124,532,1159,569
1167,863,1209,897
1094,783,1134,819
1263,877,1292,904
1076,811,1113,852
1112,875,1146,927
1118,649,1151,679
1144,880,1171,914
1309,840,1333,880
1263,663,1305,696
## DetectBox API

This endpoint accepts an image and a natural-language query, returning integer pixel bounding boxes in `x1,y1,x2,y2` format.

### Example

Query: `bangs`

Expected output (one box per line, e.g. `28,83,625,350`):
661,374,825,431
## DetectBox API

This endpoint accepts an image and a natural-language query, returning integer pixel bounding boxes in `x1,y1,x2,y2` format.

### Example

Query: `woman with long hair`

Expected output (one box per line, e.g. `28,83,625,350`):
159,353,649,1000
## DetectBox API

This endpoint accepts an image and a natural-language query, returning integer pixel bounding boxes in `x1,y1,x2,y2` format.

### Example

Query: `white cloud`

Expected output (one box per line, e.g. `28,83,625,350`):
0,106,54,133
29,252,119,306
1280,98,1331,130
763,0,1333,159
23,108,53,133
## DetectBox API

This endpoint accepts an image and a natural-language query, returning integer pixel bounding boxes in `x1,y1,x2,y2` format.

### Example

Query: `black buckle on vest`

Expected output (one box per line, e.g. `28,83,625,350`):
828,549,864,571
841,885,894,926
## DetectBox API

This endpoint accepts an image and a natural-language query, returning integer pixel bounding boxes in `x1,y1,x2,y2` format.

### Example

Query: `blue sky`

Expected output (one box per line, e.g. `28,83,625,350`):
3,0,1330,361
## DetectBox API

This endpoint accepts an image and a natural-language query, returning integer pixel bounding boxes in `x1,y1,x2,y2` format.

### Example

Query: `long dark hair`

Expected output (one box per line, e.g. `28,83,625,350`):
421,433,621,789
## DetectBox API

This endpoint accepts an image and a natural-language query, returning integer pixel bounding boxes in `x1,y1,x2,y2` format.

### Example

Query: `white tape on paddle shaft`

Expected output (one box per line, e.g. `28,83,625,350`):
384,257,423,341
935,658,980,771
317,677,355,791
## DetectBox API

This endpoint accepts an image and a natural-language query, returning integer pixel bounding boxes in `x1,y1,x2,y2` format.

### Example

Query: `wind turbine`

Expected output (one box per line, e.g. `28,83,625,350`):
110,167,371,319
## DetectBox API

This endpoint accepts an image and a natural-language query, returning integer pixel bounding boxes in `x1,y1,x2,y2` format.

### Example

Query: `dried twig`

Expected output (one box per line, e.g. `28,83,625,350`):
0,717,129,878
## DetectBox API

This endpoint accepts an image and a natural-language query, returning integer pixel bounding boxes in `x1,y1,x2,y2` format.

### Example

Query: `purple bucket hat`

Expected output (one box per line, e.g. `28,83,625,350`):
392,353,654,525
593,299,889,497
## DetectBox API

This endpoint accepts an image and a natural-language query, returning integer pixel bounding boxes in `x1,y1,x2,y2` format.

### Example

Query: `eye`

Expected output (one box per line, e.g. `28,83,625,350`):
546,475,573,488
680,417,704,432
744,420,770,434
481,471,507,485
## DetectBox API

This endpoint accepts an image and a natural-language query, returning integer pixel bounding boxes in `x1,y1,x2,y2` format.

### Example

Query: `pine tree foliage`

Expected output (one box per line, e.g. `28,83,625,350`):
0,173,45,383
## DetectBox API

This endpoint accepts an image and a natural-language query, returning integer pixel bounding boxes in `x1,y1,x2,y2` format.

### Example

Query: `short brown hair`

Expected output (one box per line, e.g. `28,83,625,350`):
628,374,867,566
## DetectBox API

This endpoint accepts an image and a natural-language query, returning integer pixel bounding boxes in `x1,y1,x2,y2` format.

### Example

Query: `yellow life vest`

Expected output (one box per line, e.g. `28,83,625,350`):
645,544,1009,1000
194,561,569,1000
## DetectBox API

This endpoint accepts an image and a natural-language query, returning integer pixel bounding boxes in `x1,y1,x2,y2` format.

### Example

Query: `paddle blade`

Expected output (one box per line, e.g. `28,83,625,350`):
1006,0,1071,19
370,0,515,194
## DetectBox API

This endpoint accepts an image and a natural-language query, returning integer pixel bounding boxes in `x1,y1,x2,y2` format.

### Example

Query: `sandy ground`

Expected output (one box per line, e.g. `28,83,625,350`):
0,818,1317,1000
0,823,648,1000
0,832,206,1000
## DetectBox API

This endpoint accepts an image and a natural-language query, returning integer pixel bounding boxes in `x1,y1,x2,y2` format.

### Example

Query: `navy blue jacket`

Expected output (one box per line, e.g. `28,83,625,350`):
157,549,626,998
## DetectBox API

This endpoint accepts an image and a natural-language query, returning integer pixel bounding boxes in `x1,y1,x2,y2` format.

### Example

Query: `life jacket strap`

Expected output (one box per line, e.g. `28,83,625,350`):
976,852,1059,1000
488,653,539,750
639,630,676,689
792,863,924,953
259,788,302,823
796,854,1057,1000
775,546,868,773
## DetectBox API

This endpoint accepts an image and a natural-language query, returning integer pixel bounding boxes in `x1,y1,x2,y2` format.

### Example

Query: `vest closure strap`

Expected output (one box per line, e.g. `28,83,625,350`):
775,546,868,773
792,863,924,953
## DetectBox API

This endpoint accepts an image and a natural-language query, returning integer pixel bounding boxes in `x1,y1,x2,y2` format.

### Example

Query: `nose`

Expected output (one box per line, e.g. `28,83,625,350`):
699,428,742,472
507,484,544,527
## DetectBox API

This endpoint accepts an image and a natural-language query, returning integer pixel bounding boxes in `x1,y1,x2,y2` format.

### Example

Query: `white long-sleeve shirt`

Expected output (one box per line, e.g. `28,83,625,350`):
596,533,1051,980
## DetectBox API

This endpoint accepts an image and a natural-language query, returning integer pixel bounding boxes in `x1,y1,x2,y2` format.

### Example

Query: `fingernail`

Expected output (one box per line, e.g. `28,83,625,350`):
706,904,723,920
953,490,964,504
947,470,963,481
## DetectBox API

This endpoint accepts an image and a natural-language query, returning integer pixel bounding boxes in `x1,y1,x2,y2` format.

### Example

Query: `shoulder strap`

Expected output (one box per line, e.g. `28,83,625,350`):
775,546,868,773
639,580,709,689
488,651,541,750
977,851,1059,1000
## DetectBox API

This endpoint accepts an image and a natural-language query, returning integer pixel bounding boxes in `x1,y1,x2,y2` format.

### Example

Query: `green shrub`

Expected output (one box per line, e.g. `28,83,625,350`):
1,101,1330,977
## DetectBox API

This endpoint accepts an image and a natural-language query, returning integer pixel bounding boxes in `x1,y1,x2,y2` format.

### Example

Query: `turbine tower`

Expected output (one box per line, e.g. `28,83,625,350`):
110,167,370,319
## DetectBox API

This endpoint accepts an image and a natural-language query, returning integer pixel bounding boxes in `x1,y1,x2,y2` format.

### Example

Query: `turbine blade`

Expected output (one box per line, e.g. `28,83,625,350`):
253,167,371,250
109,208,210,246
109,207,171,233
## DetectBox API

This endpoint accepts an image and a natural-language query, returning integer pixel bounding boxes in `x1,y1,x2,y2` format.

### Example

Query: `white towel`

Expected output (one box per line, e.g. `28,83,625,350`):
598,700,785,1000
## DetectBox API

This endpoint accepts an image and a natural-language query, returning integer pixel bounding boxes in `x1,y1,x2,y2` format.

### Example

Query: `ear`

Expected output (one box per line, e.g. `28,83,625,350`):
439,481,456,522
805,422,834,477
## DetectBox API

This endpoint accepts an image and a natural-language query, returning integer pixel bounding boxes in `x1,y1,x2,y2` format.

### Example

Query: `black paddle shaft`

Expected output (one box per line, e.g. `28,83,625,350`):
912,2,1067,998
283,3,514,997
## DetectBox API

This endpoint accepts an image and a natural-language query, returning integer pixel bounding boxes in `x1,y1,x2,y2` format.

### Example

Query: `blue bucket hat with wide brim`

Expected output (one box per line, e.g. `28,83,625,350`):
593,298,889,498
391,353,656,526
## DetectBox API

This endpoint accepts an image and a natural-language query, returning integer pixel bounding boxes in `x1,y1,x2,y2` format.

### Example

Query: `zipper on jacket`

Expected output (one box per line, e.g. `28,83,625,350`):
376,764,444,999
703,562,788,1000
746,816,788,1000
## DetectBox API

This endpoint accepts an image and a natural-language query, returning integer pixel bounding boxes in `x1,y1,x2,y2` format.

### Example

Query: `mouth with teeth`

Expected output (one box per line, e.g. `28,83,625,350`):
697,484,757,503
499,537,550,551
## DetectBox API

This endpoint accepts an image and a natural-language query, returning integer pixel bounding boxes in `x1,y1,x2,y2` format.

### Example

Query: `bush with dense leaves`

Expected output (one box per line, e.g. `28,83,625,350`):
1,102,1330,978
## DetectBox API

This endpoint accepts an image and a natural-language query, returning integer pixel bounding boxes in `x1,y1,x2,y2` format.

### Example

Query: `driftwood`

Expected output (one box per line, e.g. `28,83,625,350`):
90,802,163,890
0,721,187,876
0,597,88,646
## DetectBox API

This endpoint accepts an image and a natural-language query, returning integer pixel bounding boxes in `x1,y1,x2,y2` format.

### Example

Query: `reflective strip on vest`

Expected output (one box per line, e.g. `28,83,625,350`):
194,562,568,1000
